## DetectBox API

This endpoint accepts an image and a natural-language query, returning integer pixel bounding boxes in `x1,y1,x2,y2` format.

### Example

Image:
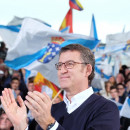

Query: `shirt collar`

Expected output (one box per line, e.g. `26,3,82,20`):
63,87,94,113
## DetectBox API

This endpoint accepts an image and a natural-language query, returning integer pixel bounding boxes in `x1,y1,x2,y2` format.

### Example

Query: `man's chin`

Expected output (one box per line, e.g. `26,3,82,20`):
60,83,69,89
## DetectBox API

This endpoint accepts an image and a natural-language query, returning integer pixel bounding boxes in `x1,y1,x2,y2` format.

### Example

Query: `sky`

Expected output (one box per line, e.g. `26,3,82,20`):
0,0,130,42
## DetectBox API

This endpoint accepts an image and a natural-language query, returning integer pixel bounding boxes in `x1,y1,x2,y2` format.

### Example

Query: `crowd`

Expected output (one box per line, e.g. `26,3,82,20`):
0,42,130,130
99,65,130,130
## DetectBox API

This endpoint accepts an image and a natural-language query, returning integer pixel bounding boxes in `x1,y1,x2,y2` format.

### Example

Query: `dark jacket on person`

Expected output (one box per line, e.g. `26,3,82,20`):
37,94,120,130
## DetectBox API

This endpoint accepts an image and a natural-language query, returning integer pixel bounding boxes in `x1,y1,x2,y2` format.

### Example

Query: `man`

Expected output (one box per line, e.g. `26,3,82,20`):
110,86,119,103
117,83,127,104
0,108,13,130
27,79,35,92
1,44,120,130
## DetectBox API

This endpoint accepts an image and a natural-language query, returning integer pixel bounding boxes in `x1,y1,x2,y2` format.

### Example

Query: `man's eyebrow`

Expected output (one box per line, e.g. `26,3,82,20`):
58,60,74,63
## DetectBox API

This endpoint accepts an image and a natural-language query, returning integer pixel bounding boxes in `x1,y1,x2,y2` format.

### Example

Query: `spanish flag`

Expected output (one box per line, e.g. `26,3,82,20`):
34,72,63,100
69,0,83,11
59,8,73,33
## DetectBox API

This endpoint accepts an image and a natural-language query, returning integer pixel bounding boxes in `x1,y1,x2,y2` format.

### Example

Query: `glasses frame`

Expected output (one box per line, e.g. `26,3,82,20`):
55,60,88,70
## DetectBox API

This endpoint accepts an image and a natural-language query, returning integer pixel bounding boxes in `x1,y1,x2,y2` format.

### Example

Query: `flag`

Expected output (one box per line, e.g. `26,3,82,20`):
5,18,100,87
59,8,73,33
90,14,98,40
120,97,130,118
34,72,63,100
60,26,70,33
0,25,19,49
7,16,51,27
69,0,83,11
0,16,51,49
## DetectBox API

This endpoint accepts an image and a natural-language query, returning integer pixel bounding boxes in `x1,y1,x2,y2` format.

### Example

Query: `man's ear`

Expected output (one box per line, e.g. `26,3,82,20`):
85,64,92,77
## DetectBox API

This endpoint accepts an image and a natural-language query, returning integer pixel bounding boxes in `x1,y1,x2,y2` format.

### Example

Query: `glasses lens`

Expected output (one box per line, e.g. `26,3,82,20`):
55,63,62,70
65,61,75,69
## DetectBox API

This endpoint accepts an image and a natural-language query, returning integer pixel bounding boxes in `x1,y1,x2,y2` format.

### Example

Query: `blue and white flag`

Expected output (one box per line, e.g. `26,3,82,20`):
5,18,100,86
90,14,98,40
0,25,19,49
0,16,51,49
120,97,130,118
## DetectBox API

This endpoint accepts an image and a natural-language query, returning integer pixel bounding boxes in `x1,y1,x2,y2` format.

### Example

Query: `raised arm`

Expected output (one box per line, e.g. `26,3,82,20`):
0,88,28,130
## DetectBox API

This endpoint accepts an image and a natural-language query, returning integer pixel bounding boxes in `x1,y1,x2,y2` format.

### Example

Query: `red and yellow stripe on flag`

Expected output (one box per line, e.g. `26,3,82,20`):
69,0,83,11
34,72,63,100
59,8,73,33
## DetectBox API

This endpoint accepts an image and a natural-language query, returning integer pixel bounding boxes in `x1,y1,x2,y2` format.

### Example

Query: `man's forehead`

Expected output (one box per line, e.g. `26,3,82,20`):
59,51,80,60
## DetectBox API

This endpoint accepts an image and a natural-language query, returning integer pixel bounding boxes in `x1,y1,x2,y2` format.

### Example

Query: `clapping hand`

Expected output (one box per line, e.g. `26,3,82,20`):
0,88,28,130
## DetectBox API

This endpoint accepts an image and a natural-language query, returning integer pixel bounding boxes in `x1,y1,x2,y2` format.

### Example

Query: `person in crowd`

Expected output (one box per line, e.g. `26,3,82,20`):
8,77,25,100
27,78,35,92
1,44,120,130
125,79,130,96
0,69,4,95
100,81,112,99
109,76,116,86
0,64,12,88
26,78,35,124
117,83,127,104
120,65,129,78
3,66,12,87
110,86,119,103
11,70,28,99
0,64,11,95
125,72,130,82
116,72,125,84
125,68,130,78
0,42,7,64
0,108,13,130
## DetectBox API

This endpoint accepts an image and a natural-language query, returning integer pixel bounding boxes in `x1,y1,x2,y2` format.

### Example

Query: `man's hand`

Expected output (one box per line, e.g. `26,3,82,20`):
25,91,55,130
0,88,28,130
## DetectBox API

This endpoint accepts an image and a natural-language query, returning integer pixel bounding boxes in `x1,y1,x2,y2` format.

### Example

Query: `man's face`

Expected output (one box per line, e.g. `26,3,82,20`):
110,89,118,98
117,85,125,96
28,83,35,92
11,79,20,90
0,114,13,130
58,51,87,91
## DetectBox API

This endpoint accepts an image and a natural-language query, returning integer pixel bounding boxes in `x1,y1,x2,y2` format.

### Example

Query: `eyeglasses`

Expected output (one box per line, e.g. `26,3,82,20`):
55,60,88,70
117,88,124,90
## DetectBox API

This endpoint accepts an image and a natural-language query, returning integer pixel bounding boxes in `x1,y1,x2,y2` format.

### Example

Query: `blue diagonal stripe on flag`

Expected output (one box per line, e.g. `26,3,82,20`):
38,43,61,63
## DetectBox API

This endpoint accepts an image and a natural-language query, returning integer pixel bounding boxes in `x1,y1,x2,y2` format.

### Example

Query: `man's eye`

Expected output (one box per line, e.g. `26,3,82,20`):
67,62,74,65
58,63,62,67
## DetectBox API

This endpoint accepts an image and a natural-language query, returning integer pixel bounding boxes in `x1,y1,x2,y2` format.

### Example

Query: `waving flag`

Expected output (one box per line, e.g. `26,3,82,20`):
7,16,51,27
69,0,83,11
5,18,100,87
120,97,130,118
90,14,98,40
59,0,83,33
59,8,73,33
34,72,63,100
0,16,51,49
0,25,19,49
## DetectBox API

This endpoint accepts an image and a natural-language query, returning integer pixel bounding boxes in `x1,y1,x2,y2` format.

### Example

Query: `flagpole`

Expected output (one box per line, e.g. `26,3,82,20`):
52,89,63,103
